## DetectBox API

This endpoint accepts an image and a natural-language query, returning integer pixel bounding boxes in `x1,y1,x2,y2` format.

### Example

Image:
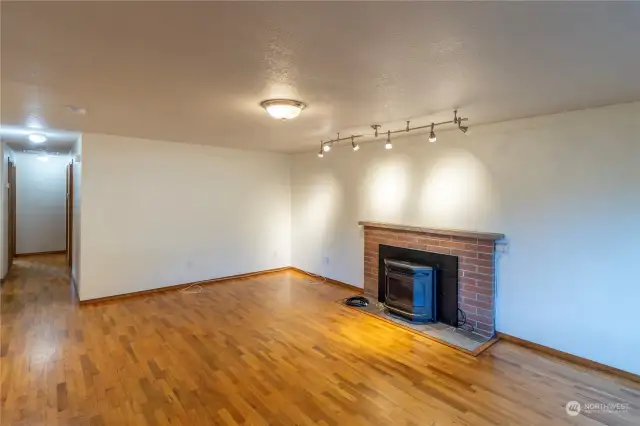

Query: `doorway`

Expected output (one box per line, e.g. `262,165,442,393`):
66,161,74,268
5,159,16,277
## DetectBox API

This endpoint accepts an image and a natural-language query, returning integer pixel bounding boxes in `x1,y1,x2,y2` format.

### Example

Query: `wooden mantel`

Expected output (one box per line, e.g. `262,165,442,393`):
358,221,505,241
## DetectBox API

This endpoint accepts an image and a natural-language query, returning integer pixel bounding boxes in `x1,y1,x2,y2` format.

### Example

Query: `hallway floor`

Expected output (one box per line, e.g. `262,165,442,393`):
1,254,639,425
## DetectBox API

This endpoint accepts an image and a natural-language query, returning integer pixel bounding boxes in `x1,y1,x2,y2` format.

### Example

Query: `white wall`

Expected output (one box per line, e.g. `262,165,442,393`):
291,102,640,375
79,133,291,301
15,152,69,255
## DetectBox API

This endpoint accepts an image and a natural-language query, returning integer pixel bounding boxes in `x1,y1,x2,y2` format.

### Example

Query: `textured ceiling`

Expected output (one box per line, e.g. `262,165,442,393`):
2,1,640,153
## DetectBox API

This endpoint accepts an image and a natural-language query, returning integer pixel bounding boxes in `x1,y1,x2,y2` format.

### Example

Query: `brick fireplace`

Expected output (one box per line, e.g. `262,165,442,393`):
360,221,504,338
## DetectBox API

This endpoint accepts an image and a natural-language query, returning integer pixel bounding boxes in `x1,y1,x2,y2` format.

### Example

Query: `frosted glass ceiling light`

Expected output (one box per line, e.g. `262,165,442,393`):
429,123,437,143
29,133,47,143
260,99,306,120
385,131,393,150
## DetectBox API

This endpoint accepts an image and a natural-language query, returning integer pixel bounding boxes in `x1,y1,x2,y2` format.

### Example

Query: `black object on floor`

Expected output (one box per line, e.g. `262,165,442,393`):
345,296,369,307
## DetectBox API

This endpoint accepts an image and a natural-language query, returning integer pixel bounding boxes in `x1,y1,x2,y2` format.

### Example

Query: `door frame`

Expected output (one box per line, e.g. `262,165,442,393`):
6,159,16,278
66,161,74,268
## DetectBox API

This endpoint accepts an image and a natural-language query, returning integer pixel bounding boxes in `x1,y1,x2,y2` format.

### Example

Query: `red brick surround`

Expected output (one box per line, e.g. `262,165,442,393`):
363,225,498,337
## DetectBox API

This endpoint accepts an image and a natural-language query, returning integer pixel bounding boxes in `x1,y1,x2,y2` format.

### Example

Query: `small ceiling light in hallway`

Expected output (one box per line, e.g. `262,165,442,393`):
351,136,359,151
429,123,437,143
260,99,306,120
385,131,393,150
29,134,47,143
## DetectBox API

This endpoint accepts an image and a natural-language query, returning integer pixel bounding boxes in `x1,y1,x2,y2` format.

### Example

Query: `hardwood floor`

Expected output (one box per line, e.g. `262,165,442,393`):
1,255,639,425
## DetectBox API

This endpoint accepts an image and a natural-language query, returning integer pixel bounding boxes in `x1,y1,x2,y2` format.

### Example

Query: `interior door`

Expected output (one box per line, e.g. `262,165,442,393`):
6,160,16,276
66,162,74,268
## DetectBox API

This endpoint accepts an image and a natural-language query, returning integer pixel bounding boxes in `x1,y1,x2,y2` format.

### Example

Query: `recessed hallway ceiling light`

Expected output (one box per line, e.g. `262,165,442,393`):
260,99,306,120
29,134,47,143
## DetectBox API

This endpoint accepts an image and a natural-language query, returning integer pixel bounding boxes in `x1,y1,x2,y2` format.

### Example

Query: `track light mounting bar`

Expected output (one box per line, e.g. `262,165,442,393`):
319,110,469,149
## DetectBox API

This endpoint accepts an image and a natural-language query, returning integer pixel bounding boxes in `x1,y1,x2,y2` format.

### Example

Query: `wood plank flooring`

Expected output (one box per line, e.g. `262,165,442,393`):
1,254,639,425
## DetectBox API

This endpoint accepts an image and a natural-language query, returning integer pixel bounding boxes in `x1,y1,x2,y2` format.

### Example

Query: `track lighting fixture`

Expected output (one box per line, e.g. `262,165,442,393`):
385,131,393,150
312,109,469,156
428,123,437,143
318,150,324,158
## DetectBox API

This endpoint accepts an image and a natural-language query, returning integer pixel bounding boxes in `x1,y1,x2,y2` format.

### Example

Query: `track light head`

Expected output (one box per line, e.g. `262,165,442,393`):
428,123,436,143
323,143,331,152
454,110,470,134
351,136,359,151
318,150,324,158
385,131,392,149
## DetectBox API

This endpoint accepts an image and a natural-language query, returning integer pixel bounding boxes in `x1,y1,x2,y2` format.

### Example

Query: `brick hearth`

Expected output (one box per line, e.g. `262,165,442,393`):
360,221,503,338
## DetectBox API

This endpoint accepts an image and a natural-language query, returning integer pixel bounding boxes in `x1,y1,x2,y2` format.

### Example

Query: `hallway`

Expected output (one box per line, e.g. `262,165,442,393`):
2,255,640,425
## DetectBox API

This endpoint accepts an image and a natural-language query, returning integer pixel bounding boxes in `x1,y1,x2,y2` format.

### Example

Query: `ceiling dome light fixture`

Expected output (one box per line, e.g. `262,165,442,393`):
29,133,47,144
385,131,393,150
429,123,437,143
260,99,306,120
